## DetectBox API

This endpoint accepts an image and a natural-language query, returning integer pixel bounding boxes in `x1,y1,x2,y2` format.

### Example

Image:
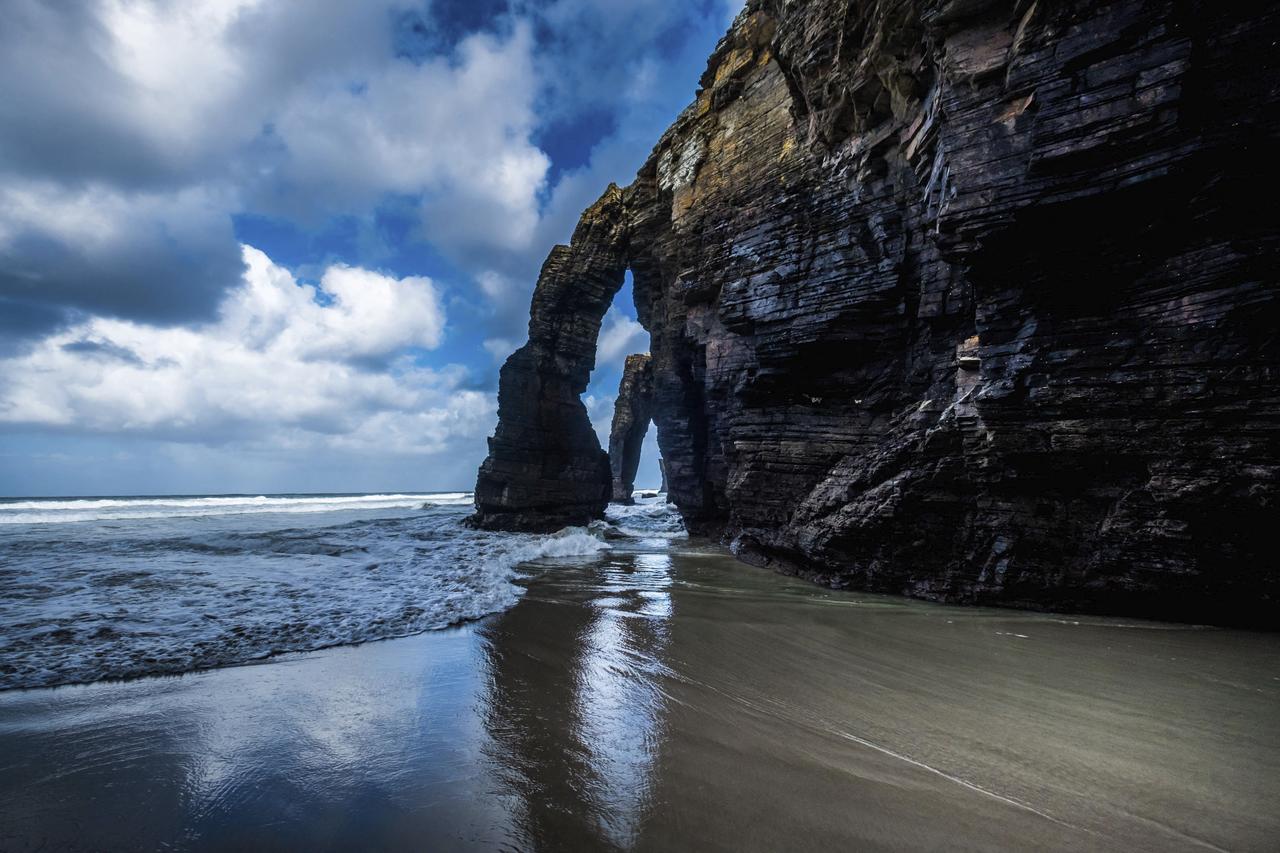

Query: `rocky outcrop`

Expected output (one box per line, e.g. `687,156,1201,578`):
471,187,629,532
474,0,1280,624
608,354,655,504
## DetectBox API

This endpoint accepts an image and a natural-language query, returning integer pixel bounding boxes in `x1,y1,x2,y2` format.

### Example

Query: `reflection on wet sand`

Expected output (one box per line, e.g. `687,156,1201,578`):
480,550,673,850
479,546,1280,852
0,541,1277,851
0,622,516,850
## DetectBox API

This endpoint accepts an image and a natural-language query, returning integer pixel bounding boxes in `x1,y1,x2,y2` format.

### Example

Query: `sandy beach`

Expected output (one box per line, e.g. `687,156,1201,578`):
2,537,1278,851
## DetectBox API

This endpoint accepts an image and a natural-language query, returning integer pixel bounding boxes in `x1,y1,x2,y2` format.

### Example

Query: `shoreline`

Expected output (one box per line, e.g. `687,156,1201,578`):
2,540,1277,850
0,554,1227,698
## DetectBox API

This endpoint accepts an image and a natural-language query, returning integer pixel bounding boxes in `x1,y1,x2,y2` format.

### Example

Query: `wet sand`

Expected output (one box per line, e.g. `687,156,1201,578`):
1,539,1277,851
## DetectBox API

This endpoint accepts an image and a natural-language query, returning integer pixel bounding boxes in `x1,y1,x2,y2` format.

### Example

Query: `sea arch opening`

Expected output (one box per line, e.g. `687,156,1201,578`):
590,270,660,505
471,183,671,529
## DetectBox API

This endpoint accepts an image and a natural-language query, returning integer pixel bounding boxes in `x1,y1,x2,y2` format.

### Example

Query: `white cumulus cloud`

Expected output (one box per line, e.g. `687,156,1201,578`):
596,307,648,367
263,23,549,249
0,0,551,337
0,246,488,455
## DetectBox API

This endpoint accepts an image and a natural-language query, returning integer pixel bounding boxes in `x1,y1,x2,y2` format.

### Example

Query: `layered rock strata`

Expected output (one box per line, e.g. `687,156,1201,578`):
473,0,1279,624
608,354,656,504
471,188,628,532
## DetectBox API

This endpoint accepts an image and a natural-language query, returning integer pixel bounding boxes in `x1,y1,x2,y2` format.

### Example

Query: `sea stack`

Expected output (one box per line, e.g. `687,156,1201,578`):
608,353,656,504
473,0,1280,625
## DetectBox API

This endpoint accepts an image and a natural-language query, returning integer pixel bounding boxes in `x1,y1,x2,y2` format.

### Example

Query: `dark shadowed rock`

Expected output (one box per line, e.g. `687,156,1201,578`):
474,0,1280,624
470,186,630,532
608,354,655,504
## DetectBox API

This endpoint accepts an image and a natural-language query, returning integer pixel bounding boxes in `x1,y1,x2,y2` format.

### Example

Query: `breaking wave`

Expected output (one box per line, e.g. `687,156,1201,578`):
0,494,609,690
604,493,687,539
0,492,471,525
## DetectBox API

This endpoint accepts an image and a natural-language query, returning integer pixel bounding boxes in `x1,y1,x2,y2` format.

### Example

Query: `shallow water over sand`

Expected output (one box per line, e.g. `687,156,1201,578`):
1,537,1277,851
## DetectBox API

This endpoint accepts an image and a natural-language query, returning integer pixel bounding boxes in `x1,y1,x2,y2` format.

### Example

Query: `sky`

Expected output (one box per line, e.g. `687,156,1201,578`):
0,0,743,496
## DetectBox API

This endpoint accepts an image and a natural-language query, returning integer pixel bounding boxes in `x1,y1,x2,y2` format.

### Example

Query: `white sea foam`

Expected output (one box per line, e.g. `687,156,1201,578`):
0,492,472,524
605,494,687,539
0,496,610,690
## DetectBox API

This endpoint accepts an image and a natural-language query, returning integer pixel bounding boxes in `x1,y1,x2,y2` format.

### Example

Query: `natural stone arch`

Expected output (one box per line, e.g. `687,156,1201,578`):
471,185,635,531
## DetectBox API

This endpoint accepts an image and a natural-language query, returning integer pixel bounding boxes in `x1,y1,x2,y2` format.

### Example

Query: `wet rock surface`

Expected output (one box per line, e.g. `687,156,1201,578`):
475,0,1280,623
608,354,656,504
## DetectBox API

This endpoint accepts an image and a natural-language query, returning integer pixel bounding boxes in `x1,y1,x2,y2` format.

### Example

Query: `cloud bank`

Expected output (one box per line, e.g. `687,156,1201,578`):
0,245,487,457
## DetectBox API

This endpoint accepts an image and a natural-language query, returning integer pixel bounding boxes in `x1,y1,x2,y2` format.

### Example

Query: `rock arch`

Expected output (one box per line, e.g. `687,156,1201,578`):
470,185,636,531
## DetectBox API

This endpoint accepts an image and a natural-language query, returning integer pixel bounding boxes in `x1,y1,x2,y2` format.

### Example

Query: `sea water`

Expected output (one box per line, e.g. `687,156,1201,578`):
0,492,681,690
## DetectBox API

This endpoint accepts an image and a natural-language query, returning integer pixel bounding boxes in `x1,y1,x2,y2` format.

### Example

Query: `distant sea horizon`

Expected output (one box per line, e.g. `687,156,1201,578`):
0,489,471,501
0,487,663,501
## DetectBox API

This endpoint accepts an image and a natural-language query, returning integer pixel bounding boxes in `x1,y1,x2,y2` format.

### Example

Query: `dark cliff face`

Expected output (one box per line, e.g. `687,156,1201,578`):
608,353,655,504
474,0,1280,624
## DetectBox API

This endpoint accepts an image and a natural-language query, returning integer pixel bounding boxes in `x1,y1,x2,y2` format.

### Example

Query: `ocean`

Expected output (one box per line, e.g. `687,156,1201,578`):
0,491,682,690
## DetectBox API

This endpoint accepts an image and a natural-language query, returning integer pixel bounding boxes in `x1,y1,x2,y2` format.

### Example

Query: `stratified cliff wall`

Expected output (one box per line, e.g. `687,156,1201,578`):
474,0,1279,624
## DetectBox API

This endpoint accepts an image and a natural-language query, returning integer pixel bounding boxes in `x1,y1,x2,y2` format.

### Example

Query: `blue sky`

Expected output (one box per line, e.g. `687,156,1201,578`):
0,0,742,496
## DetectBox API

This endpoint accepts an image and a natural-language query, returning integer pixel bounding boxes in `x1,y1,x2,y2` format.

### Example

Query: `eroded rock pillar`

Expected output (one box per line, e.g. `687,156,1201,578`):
471,186,630,531
607,354,655,504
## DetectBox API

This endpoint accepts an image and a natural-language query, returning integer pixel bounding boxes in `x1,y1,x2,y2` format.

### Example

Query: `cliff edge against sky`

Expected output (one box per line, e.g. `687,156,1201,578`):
473,0,1279,625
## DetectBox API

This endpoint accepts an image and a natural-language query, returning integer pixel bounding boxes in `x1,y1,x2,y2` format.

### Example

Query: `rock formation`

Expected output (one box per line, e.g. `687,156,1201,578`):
471,188,629,532
608,354,655,504
474,0,1279,624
